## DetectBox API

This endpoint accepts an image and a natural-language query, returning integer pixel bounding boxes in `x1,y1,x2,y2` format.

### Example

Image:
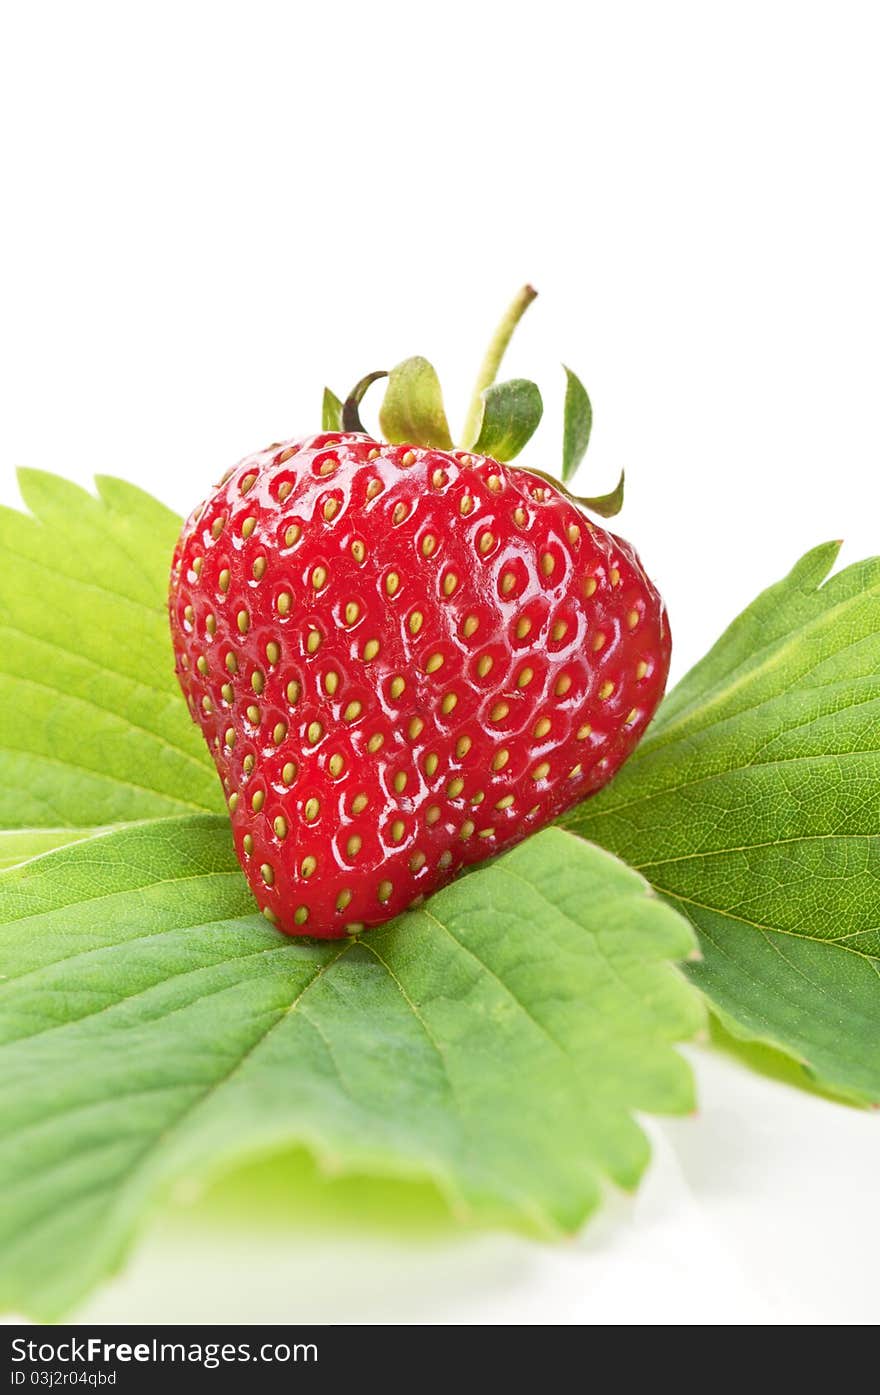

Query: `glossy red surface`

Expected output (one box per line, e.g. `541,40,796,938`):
170,433,671,936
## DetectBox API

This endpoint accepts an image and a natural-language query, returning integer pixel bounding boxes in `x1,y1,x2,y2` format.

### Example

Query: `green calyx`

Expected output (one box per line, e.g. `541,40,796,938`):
322,387,344,431
322,285,625,517
379,358,452,449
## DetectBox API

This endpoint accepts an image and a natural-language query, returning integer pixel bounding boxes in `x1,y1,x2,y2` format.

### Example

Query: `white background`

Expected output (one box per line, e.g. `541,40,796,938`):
1,1,879,1325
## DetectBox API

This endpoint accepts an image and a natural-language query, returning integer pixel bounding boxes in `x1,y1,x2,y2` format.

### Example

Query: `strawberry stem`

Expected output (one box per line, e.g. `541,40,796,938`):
460,285,538,449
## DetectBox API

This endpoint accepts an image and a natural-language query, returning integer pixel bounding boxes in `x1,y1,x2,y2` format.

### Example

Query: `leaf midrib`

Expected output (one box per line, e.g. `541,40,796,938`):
662,888,880,964
568,742,880,826
636,829,879,871
99,936,530,1259
3,857,632,1258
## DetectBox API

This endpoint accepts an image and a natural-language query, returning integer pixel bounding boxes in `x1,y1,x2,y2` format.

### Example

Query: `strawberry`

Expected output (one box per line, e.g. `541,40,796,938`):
169,290,670,937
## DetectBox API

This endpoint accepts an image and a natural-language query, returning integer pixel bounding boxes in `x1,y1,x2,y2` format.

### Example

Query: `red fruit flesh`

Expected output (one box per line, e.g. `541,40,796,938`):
170,433,670,938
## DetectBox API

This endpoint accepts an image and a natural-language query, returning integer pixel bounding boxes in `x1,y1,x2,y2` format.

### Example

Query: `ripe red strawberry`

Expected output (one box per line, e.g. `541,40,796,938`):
169,291,670,936
170,431,669,937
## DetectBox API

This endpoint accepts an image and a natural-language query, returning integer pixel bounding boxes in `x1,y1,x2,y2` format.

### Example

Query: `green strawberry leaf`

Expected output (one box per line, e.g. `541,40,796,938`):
0,472,221,864
378,357,454,450
321,387,343,431
471,379,544,462
0,817,701,1319
566,543,880,1102
561,365,593,483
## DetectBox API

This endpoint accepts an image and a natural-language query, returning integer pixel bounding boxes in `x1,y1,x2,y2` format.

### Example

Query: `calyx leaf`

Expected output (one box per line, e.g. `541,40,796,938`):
322,387,343,431
577,469,625,519
471,378,543,462
518,466,626,521
561,365,593,483
378,357,454,450
342,370,388,434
